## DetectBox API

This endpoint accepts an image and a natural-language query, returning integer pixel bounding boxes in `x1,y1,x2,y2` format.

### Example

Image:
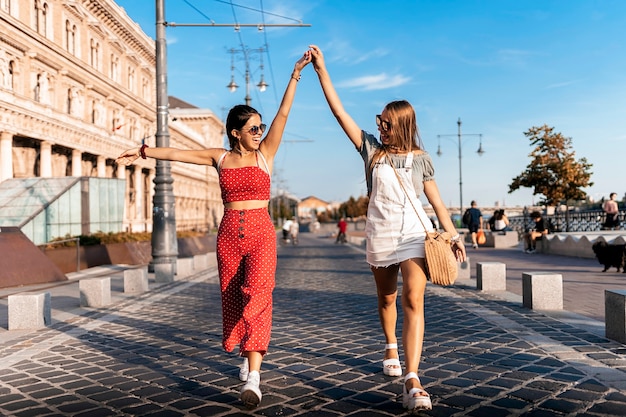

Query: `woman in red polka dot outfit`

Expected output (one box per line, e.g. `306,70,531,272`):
117,50,312,408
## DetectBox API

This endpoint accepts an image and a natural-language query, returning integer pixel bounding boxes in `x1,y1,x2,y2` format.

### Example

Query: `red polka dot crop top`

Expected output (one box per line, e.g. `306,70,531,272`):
217,150,271,203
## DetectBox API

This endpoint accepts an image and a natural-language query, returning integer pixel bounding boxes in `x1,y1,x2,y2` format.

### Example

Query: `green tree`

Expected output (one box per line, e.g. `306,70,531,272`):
509,125,593,206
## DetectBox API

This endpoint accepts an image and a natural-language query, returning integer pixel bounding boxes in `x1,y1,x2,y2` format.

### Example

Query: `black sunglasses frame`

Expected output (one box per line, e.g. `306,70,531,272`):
376,115,391,132
241,124,267,135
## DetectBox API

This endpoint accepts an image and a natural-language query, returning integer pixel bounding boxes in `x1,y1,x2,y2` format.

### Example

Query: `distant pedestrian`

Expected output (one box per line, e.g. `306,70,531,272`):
282,218,294,242
465,201,483,248
603,193,620,230
489,209,510,232
524,211,549,253
336,217,347,243
309,45,466,413
116,51,312,409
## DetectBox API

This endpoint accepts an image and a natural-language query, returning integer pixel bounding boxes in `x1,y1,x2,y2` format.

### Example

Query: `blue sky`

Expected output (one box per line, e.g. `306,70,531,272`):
115,0,626,209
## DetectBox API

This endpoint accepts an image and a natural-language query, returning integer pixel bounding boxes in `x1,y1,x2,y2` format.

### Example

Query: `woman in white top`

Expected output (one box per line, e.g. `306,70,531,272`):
309,45,466,412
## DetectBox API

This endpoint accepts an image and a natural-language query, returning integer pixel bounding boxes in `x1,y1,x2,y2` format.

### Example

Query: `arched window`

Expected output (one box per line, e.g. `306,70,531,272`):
8,60,14,90
66,89,73,114
65,20,76,54
90,39,100,69
128,66,135,92
34,1,48,36
110,54,119,82
91,100,97,124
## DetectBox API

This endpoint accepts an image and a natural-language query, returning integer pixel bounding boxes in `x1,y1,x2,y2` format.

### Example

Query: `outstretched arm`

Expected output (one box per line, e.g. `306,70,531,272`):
309,45,362,150
260,50,312,160
115,146,222,168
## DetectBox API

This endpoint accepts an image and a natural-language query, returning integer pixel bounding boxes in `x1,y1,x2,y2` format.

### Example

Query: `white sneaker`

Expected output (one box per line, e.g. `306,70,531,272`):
240,370,261,408
239,357,248,382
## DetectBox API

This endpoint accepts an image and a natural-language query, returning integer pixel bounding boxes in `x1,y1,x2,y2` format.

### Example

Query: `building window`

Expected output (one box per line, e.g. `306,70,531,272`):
34,1,48,36
65,20,76,54
128,66,135,92
1,0,11,13
110,54,119,82
8,60,14,90
90,39,100,69
142,78,149,101
34,72,49,104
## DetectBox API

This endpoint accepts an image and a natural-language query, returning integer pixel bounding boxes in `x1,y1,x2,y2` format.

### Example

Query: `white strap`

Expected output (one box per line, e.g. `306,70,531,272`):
404,152,413,170
216,151,228,172
257,150,270,175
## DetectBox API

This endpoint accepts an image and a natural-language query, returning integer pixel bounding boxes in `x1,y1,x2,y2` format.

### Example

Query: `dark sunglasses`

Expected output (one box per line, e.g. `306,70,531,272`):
241,124,267,135
376,115,391,132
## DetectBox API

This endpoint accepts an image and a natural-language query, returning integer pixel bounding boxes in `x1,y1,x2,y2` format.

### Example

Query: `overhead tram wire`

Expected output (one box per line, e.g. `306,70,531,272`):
174,0,309,111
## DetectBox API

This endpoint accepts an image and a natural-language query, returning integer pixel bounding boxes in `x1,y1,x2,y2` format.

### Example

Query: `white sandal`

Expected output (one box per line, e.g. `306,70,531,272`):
239,357,249,382
402,372,432,411
382,343,402,377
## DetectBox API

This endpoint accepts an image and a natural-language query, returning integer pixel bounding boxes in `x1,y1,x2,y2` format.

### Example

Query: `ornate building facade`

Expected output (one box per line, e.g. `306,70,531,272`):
0,0,224,237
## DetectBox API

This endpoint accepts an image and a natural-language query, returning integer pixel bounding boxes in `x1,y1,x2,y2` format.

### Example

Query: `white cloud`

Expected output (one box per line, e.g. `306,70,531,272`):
337,73,411,91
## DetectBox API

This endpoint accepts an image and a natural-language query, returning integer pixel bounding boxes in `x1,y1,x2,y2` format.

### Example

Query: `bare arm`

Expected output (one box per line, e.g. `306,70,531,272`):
424,180,467,261
260,51,312,162
309,45,363,150
115,146,223,168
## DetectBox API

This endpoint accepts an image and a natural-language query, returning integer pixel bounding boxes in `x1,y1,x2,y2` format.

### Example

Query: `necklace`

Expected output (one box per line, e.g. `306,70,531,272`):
233,147,253,157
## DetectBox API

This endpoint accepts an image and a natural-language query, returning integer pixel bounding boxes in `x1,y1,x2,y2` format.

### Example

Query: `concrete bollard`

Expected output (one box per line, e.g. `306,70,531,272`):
176,257,195,279
522,272,563,310
80,277,111,307
605,289,626,344
477,262,506,291
193,253,208,271
206,252,218,268
154,263,175,283
124,267,149,293
8,292,51,330
457,255,470,280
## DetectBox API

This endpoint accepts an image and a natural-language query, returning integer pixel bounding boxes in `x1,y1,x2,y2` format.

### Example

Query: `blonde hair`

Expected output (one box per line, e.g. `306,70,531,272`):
371,100,423,167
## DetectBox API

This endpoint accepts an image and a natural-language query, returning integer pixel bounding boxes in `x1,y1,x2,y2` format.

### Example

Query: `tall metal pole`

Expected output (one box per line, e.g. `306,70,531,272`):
437,118,484,218
457,118,464,215
152,0,178,282
244,66,251,106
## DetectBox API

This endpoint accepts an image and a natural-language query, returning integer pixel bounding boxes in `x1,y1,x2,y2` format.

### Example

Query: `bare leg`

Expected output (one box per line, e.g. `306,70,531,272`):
245,351,263,372
372,265,401,373
399,258,429,398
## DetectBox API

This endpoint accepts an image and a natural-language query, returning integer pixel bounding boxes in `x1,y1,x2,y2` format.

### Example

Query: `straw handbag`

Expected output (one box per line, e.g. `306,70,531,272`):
386,154,458,286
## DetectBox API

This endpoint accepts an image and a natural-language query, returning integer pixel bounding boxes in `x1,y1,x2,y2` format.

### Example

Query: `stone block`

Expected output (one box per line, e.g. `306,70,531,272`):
124,267,149,293
457,255,470,280
80,277,111,307
154,262,175,283
477,262,506,291
522,272,563,310
193,253,208,270
8,292,51,330
176,257,195,279
605,289,626,344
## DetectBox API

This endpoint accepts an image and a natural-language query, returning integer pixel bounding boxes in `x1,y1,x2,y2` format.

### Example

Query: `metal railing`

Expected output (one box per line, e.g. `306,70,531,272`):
508,209,624,234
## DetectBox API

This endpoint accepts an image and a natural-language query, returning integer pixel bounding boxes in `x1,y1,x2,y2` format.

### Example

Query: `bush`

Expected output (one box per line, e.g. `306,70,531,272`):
46,230,207,248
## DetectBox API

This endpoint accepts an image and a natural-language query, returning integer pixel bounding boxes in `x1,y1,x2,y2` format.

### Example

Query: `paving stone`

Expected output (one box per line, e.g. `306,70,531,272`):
1,234,626,416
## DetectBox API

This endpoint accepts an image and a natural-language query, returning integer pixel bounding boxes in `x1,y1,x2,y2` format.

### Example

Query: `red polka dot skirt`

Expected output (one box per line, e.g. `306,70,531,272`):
217,208,276,356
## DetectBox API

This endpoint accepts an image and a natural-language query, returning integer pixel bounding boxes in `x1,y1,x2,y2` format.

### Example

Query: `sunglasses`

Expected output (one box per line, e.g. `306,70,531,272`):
376,115,391,132
241,124,267,135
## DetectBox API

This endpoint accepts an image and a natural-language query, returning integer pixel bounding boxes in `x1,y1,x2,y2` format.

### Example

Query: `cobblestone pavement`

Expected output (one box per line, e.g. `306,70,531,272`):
0,233,626,416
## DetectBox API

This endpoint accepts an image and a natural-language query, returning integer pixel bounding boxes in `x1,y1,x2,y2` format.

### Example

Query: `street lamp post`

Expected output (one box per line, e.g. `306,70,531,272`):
437,118,484,216
152,0,178,282
226,47,267,106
